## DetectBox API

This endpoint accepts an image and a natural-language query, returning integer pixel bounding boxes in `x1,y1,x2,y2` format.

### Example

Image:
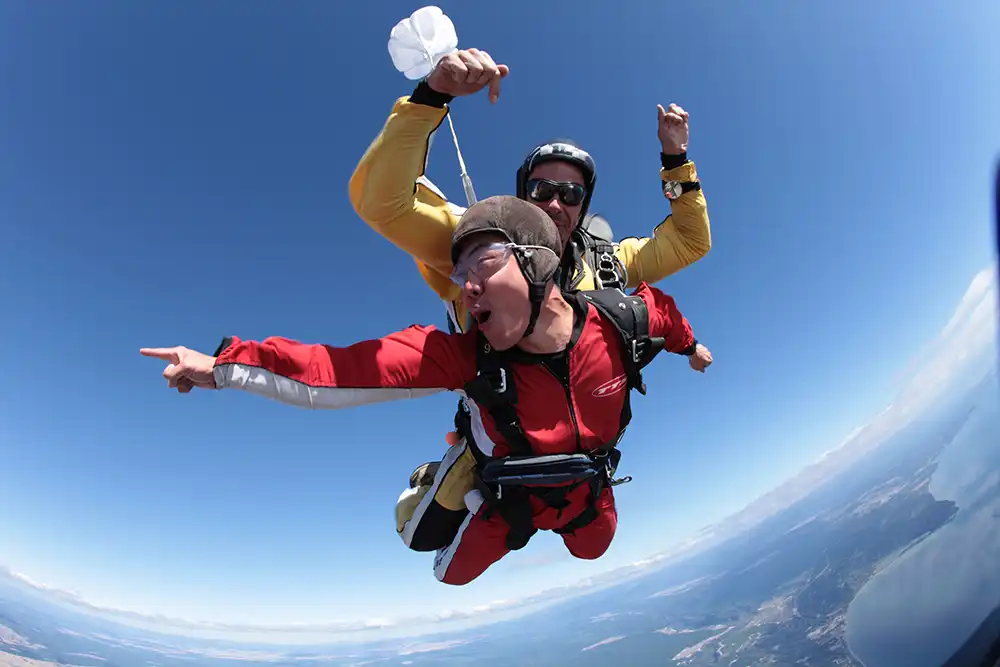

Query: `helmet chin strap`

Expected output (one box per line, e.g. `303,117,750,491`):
521,282,547,338
512,250,553,340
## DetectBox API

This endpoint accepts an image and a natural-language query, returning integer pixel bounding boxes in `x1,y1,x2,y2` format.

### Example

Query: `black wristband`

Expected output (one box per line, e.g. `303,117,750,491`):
212,337,234,357
410,80,454,108
677,339,699,356
660,152,689,171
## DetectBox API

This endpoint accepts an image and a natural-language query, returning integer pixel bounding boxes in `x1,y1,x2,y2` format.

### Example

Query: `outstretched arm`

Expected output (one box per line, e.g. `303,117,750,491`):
140,325,475,409
633,282,713,372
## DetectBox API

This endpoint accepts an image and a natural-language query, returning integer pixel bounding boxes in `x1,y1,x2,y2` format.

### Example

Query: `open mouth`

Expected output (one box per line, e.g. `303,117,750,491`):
474,310,492,325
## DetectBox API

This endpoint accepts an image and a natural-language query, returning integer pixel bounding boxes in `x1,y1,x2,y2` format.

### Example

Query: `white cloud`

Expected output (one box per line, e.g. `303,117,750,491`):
9,570,44,589
894,265,998,419
787,263,997,470
940,267,996,341
396,637,480,656
0,564,603,644
581,635,625,651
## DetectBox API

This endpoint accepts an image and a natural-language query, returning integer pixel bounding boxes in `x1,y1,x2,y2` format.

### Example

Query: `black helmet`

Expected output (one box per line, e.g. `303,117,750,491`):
515,138,597,221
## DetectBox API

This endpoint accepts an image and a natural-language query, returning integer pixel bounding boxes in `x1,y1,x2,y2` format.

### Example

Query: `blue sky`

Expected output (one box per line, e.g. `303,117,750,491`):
1,0,999,636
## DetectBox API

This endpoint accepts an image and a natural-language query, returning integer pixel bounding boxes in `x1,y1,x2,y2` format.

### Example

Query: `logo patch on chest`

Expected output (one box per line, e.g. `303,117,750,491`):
592,374,628,398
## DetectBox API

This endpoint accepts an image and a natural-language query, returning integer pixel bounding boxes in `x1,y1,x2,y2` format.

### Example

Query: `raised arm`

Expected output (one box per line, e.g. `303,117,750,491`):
348,49,509,304
348,88,464,296
141,326,475,409
614,104,712,287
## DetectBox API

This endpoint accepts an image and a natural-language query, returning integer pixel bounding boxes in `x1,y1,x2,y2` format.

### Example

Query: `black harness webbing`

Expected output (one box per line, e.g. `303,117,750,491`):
563,229,628,292
455,288,665,551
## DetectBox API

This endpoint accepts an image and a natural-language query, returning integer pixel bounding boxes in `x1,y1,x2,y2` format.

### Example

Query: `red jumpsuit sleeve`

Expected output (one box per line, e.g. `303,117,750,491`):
632,282,696,353
211,325,474,409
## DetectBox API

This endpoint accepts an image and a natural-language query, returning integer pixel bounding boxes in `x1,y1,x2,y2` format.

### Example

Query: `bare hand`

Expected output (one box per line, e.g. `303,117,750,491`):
689,343,713,373
140,346,219,393
657,103,690,155
426,48,509,103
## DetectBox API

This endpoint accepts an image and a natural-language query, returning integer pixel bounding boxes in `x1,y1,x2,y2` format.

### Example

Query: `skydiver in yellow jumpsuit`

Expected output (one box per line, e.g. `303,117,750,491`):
348,47,714,553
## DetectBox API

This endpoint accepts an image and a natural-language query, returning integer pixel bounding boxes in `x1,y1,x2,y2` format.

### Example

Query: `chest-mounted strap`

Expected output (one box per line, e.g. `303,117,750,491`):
462,334,534,457
576,230,627,291
594,243,627,291
576,217,627,291
582,289,666,395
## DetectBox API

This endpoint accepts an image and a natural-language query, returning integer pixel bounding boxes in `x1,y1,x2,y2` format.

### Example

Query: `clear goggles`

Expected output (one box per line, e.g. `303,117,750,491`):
450,241,558,287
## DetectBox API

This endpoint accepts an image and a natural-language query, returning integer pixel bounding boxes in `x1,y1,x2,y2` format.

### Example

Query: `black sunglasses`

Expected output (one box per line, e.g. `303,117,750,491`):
525,178,587,207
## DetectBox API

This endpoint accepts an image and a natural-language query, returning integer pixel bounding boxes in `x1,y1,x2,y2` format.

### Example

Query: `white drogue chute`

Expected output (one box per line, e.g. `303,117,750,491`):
388,6,478,207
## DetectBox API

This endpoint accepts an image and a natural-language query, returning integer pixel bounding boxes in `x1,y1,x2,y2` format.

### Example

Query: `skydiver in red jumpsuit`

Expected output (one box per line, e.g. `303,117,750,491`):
140,195,710,585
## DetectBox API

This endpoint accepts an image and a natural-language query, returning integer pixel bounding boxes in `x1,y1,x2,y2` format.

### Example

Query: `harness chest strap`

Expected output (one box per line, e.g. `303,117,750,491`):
583,235,628,291
563,230,628,292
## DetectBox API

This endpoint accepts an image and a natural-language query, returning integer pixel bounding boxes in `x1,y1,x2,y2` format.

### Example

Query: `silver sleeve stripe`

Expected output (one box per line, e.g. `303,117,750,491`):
213,363,445,410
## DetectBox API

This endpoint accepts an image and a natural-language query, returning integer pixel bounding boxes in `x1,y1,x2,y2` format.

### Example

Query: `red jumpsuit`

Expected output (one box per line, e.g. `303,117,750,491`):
211,283,695,585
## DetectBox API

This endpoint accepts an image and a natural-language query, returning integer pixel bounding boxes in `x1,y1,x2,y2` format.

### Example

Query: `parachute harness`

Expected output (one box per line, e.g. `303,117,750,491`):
454,288,666,551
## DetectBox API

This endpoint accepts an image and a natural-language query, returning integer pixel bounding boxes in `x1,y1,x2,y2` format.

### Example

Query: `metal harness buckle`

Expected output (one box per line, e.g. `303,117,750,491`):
597,251,620,286
477,367,507,394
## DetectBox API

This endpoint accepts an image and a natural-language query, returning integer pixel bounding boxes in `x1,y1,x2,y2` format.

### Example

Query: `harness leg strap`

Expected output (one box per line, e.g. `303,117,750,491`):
473,475,537,551
552,477,605,535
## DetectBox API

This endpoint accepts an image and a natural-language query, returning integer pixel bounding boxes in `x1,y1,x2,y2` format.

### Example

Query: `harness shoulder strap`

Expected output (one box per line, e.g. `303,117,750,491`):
461,332,533,457
458,333,541,550
582,288,666,395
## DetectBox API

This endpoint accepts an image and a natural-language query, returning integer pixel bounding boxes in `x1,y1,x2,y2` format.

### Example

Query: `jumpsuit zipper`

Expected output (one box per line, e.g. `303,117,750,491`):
544,356,581,452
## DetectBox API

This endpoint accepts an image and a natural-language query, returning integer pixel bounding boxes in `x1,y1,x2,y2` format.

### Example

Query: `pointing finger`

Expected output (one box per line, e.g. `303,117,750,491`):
140,347,182,363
